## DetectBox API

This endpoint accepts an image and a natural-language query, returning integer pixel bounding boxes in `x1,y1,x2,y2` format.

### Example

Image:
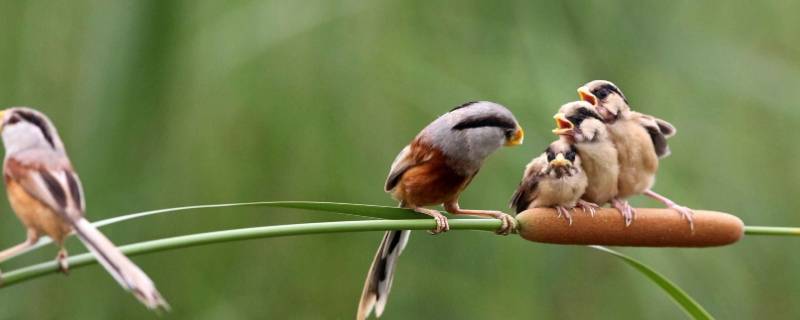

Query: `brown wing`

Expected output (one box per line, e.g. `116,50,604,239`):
384,140,435,192
510,155,547,213
4,156,84,222
633,112,672,159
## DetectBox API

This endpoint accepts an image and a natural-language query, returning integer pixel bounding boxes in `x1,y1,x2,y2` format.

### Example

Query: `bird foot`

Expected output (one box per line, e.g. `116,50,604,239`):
611,198,635,226
669,204,695,232
493,213,517,235
57,250,69,275
576,200,600,217
428,214,450,235
555,206,573,225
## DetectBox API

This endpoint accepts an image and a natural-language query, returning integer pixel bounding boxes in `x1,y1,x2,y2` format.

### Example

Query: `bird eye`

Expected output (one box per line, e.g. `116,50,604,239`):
7,115,20,125
566,151,576,161
546,152,555,162
504,129,514,139
593,88,609,100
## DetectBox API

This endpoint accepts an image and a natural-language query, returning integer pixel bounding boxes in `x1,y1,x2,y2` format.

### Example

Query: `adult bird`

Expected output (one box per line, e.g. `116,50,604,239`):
0,107,169,310
358,101,524,319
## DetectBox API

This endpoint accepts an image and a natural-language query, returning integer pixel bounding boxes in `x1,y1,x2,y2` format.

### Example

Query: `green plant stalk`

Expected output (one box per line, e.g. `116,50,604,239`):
7,201,424,262
743,226,800,236
589,246,714,320
0,219,501,287
11,202,800,264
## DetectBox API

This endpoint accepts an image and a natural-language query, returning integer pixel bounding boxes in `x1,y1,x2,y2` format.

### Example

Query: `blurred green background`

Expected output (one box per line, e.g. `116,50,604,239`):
1,1,799,319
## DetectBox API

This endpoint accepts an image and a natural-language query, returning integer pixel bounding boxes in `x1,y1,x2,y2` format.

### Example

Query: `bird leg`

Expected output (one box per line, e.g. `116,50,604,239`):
410,206,450,234
57,248,69,275
555,206,573,225
644,189,695,231
444,201,517,235
0,229,39,282
576,200,600,217
611,198,635,226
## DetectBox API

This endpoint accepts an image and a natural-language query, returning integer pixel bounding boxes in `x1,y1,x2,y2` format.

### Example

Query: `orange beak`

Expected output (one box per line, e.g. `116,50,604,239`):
549,153,571,168
577,87,598,106
552,113,574,136
505,126,525,146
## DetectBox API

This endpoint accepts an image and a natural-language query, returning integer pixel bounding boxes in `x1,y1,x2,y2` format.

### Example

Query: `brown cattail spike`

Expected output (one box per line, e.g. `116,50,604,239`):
517,208,744,247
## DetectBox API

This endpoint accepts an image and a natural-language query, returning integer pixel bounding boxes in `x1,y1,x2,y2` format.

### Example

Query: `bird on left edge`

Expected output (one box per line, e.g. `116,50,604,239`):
357,101,524,320
0,107,169,310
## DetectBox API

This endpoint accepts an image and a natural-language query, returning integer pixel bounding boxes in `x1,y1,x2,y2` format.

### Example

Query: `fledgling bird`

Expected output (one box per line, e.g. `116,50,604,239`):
510,139,594,224
552,101,618,216
0,107,169,310
577,80,692,228
358,101,524,320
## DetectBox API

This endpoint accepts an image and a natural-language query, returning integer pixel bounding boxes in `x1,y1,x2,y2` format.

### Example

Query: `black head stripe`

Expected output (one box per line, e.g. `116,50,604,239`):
17,111,55,148
450,101,479,112
576,107,603,121
566,107,602,127
545,147,556,162
452,115,516,131
593,84,628,104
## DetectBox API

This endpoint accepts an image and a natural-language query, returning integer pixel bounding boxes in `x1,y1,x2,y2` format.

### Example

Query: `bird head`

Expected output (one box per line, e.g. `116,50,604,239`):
423,101,523,171
577,80,630,122
544,139,579,177
0,107,64,155
552,101,605,143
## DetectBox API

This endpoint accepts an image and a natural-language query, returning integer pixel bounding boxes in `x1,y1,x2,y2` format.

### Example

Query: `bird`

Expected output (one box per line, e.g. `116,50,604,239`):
0,107,169,310
357,101,524,320
510,139,593,224
577,80,692,228
552,101,618,218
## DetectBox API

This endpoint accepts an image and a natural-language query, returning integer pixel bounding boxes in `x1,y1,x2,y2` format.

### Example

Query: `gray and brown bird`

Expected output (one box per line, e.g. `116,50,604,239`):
552,101,618,216
0,107,169,310
577,80,692,228
510,139,595,224
357,101,524,320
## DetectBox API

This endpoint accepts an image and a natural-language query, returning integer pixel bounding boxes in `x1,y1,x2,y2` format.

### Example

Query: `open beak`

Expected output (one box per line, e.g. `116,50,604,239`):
549,153,571,168
505,126,524,146
577,87,597,106
551,113,574,136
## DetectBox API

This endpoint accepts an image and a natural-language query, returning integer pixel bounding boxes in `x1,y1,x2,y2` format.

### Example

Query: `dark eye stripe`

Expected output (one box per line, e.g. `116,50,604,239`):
452,115,516,131
40,171,67,209
17,111,55,148
592,84,628,104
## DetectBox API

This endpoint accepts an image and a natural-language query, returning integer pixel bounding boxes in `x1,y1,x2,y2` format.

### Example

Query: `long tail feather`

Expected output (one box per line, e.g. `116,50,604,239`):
72,218,169,310
357,230,410,320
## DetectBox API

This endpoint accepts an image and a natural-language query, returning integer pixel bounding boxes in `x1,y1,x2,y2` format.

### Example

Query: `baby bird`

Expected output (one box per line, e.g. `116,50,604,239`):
358,101,524,320
0,107,168,310
552,101,618,218
510,139,592,224
577,80,692,228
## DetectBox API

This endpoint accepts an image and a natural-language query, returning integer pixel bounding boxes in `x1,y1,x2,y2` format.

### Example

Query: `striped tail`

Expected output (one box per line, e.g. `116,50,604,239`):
72,218,170,310
357,230,410,320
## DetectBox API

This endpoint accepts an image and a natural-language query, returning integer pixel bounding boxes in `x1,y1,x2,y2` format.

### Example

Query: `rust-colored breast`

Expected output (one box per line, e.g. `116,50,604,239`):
5,177,72,244
391,142,471,207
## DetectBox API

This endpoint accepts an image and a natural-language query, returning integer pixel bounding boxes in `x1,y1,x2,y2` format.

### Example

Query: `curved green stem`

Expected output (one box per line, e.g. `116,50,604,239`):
0,219,501,287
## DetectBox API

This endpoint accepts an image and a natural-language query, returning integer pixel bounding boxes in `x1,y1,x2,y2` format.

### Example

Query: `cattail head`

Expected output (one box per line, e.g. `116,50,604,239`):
517,208,743,247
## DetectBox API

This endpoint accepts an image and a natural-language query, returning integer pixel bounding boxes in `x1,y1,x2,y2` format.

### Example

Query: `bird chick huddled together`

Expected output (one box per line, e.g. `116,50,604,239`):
511,80,692,228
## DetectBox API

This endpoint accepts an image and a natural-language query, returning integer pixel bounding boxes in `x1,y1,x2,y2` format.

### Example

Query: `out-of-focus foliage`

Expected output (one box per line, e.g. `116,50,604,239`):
0,1,798,319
